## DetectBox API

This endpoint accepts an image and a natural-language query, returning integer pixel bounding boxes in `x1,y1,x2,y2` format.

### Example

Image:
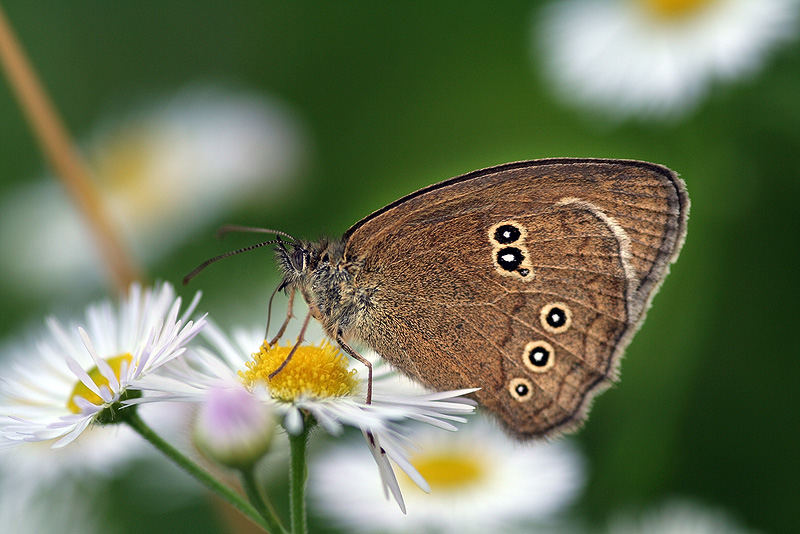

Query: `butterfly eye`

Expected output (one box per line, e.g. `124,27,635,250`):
508,378,533,401
291,249,307,271
523,341,555,373
540,302,572,334
493,224,522,244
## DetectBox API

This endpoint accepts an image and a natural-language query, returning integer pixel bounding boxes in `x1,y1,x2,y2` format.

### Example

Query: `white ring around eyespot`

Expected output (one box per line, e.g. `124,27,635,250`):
540,302,572,334
508,377,533,402
523,340,555,373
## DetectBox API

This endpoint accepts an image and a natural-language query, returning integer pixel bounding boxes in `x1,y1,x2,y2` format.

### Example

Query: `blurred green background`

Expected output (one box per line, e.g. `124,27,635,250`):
1,1,798,533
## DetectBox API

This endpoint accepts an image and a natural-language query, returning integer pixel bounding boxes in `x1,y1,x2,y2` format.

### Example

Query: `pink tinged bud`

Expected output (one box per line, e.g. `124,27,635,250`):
193,385,276,469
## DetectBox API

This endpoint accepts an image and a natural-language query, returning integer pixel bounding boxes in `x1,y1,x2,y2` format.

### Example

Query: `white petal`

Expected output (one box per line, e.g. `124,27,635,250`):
284,407,304,435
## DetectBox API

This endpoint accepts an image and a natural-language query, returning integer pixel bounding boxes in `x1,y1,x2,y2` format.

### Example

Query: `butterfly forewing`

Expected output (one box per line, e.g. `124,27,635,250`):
343,159,688,438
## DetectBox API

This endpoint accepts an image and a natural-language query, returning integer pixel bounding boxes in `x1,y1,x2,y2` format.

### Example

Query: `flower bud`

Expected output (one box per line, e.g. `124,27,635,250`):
193,385,275,469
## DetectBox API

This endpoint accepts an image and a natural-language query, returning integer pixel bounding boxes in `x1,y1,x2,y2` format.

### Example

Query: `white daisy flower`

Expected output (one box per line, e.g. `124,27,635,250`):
537,0,799,120
135,321,478,510
310,415,586,532
608,499,758,533
0,85,306,297
0,282,205,448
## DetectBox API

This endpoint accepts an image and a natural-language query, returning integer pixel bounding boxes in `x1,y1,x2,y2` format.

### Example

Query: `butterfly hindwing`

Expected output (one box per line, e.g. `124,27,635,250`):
343,159,688,438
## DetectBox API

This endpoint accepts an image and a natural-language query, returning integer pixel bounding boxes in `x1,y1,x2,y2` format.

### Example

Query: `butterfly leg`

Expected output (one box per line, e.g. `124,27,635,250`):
268,310,311,378
267,286,295,345
336,334,372,405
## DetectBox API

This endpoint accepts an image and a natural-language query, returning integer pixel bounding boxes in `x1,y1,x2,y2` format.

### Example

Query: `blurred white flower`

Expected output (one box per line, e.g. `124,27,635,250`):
0,282,205,447
608,499,759,533
309,415,585,532
0,483,107,534
135,321,477,511
0,402,193,507
0,413,143,503
0,85,306,297
537,0,799,120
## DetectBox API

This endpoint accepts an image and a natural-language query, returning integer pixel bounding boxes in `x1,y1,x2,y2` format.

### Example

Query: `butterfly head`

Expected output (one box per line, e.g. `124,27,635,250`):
275,240,306,273
275,238,344,287
275,239,309,280
275,237,361,337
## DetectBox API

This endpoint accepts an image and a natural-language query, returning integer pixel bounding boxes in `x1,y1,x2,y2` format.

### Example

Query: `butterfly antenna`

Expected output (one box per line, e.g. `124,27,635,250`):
216,224,298,243
183,239,283,285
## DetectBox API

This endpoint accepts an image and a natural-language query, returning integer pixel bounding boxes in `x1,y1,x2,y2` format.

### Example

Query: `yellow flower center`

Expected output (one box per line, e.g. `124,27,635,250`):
239,341,358,401
66,353,133,414
402,450,488,493
640,0,717,19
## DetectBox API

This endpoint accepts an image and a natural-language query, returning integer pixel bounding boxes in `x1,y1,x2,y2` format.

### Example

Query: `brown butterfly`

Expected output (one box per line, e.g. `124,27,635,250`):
189,158,689,439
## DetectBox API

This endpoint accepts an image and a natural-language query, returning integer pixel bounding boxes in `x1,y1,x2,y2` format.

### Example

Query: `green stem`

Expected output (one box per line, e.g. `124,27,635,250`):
240,468,288,534
123,409,269,531
288,424,311,534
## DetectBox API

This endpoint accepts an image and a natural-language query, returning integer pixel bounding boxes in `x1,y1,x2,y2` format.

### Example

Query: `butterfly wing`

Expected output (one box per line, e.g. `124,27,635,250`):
343,159,688,438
